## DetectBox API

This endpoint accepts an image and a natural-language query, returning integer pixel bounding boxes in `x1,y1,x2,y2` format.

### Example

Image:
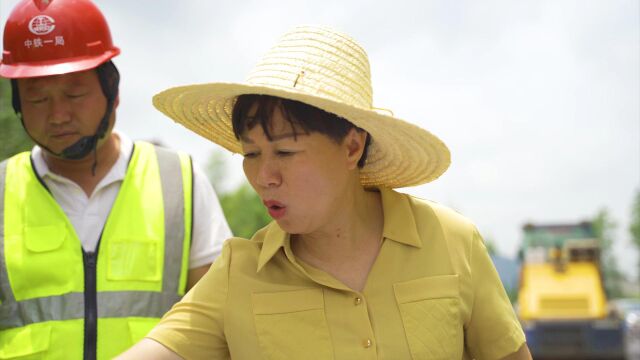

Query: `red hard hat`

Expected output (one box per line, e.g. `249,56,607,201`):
0,0,120,79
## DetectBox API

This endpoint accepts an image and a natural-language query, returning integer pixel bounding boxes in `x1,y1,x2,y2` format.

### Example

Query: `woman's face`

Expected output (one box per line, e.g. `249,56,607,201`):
240,104,360,235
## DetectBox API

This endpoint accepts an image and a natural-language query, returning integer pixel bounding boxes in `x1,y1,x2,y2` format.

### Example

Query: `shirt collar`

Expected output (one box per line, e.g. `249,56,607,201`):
379,187,422,248
256,222,290,272
31,131,134,186
256,187,423,272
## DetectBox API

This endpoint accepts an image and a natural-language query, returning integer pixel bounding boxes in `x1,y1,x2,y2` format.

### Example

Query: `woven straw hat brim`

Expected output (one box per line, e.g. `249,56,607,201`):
153,82,451,188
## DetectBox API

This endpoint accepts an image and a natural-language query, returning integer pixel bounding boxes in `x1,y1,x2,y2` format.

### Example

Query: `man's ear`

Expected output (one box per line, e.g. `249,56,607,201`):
114,94,120,108
344,128,367,170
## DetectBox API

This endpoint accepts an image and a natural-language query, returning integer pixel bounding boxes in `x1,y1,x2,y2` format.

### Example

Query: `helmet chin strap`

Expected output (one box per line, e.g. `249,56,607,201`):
15,103,111,175
10,61,120,175
54,98,112,159
58,99,113,175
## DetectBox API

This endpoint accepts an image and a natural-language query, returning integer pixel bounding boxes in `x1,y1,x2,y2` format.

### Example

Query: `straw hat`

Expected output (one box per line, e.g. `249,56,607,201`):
153,25,450,188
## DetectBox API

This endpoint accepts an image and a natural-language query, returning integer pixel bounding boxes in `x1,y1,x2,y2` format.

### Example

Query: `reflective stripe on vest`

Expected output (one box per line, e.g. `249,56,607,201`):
0,142,193,359
0,291,181,329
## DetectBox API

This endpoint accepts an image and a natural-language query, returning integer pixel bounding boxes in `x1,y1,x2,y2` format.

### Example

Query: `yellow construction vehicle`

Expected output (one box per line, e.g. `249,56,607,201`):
517,222,624,359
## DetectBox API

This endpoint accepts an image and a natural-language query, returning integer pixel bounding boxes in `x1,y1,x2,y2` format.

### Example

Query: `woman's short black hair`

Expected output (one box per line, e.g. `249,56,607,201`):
231,94,371,168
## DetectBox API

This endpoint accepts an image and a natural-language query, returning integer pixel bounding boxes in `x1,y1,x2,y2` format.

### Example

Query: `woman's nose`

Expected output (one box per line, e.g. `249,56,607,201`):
255,158,282,188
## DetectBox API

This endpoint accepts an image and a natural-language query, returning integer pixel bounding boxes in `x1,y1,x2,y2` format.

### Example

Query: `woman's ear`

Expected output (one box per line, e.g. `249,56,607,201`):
344,128,368,170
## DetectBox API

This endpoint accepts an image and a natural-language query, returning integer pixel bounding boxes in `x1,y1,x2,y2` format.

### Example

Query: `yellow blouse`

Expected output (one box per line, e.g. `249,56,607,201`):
147,188,525,359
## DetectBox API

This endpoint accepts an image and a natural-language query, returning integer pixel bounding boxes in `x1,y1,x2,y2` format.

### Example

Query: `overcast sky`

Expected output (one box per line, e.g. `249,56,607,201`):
2,0,639,279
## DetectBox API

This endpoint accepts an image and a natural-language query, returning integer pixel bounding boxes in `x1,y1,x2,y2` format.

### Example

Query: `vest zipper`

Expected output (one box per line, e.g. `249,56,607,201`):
83,250,98,360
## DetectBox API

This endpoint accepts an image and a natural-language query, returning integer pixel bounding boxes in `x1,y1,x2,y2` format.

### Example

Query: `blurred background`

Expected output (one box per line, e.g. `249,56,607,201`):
1,0,638,358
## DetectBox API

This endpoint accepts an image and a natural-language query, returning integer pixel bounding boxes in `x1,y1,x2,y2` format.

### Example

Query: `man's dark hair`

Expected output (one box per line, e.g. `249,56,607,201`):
231,94,371,168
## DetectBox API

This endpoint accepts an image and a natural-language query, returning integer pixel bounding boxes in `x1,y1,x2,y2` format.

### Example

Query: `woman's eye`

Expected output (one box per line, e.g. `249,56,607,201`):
276,150,295,157
243,152,259,159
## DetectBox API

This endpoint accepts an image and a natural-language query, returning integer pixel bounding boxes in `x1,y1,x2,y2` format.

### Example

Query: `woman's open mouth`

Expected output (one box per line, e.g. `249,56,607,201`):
263,200,286,219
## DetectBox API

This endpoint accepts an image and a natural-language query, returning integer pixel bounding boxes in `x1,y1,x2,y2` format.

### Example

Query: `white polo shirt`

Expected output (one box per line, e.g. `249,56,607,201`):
30,132,232,269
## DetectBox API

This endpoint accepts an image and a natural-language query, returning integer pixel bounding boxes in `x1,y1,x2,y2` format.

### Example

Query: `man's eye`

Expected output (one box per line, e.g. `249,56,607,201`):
67,93,86,99
27,97,47,104
243,152,259,159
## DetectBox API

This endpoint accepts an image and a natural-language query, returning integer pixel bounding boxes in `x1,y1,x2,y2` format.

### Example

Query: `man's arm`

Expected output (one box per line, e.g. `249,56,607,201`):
186,161,232,285
186,264,210,290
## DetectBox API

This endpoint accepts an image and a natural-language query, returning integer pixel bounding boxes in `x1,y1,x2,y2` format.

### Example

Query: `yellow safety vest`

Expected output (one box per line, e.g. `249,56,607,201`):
0,142,193,360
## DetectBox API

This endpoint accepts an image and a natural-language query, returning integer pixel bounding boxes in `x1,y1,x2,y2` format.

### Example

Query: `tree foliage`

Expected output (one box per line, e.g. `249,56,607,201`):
0,78,33,161
205,150,271,239
592,208,624,298
219,183,271,239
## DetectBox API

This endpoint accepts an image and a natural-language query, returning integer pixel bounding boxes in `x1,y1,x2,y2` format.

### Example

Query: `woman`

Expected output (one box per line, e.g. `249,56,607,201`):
119,26,531,359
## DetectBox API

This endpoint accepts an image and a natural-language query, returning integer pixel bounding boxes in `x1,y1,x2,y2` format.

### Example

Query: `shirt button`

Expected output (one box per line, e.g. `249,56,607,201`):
364,338,372,348
354,297,362,305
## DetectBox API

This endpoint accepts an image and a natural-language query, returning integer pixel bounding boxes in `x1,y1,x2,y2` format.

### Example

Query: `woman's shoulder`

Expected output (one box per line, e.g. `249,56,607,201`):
393,191,481,262
401,191,478,235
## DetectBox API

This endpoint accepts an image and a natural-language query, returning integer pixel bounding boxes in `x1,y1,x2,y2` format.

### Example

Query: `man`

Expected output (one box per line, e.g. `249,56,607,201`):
0,0,232,359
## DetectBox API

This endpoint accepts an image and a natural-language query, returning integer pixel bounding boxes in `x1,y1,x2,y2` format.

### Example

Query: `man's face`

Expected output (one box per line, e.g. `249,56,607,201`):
17,69,110,156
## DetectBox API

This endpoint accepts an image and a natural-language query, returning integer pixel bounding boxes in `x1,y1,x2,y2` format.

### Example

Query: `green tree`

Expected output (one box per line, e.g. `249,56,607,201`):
219,183,271,239
204,150,271,238
593,208,624,298
1,78,33,161
630,189,640,280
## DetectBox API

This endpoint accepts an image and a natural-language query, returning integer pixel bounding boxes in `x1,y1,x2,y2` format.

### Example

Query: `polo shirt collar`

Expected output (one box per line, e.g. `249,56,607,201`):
31,131,134,187
256,187,423,272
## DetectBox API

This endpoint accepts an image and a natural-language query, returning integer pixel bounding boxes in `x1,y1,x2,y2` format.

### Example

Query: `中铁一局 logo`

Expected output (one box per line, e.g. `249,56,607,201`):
29,15,56,35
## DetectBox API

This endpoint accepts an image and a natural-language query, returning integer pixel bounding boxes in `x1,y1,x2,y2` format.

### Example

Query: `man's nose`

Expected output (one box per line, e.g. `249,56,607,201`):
48,97,72,125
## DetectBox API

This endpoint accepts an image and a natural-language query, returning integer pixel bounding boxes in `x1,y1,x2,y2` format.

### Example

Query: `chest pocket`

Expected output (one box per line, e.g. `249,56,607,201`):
252,288,333,360
0,323,51,359
106,238,162,282
17,224,82,298
394,274,463,360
